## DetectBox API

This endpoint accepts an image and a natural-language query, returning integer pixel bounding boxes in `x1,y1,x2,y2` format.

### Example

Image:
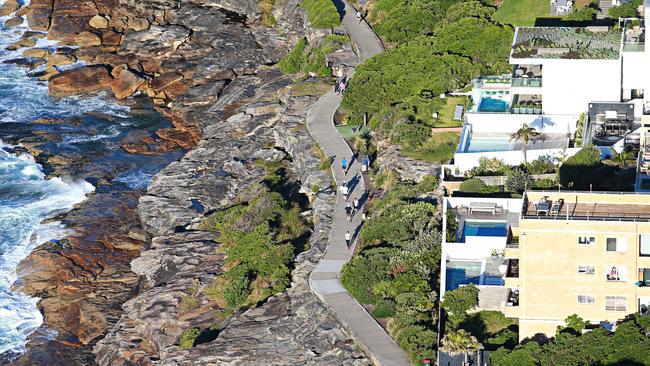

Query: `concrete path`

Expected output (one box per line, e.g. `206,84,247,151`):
307,3,411,366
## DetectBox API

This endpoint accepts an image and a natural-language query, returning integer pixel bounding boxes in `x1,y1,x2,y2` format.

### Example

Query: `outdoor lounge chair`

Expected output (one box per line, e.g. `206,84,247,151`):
550,199,564,216
469,202,497,215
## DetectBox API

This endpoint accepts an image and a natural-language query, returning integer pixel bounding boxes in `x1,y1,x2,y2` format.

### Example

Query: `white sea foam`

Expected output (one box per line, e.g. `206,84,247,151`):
0,148,93,355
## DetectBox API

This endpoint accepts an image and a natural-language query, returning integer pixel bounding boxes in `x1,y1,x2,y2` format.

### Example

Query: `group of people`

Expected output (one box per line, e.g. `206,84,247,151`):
334,77,348,96
339,156,368,249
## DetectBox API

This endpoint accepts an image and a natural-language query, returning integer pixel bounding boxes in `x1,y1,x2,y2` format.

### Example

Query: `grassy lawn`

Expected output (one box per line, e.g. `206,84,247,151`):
336,124,368,138
434,96,466,128
402,131,459,163
291,80,333,97
492,0,550,26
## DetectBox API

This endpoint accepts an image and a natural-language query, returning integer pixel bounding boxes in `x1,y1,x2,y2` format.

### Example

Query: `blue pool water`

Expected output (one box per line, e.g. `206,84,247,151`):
446,261,482,291
464,221,508,237
465,136,513,152
478,97,509,112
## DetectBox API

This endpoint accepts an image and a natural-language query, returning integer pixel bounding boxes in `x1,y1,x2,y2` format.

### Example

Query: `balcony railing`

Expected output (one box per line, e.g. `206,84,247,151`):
511,78,542,88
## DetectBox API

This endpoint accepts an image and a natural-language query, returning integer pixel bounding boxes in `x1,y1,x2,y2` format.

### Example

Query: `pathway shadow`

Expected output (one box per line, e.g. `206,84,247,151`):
347,172,360,195
332,0,347,19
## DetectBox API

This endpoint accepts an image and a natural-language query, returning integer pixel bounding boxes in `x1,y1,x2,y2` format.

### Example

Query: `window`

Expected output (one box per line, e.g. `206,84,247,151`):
640,235,650,256
578,236,595,245
605,265,627,281
578,265,595,275
578,295,595,304
605,296,626,311
606,238,627,252
607,238,617,251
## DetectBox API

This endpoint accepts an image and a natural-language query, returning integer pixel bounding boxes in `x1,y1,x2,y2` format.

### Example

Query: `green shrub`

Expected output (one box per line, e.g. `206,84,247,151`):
395,324,437,363
505,170,533,192
279,35,349,76
360,201,437,247
341,247,396,304
459,178,499,194
279,38,308,74
468,157,510,176
300,0,340,29
559,146,605,190
487,329,518,349
179,327,201,350
391,121,432,150
565,5,597,21
608,0,642,18
371,299,397,318
223,265,252,308
446,209,457,242
527,155,556,175
442,284,479,326
534,178,556,189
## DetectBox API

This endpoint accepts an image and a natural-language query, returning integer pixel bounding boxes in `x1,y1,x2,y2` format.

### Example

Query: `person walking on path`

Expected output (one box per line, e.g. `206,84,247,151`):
341,157,347,174
345,230,352,248
353,197,360,215
345,202,352,222
339,181,349,201
356,10,362,23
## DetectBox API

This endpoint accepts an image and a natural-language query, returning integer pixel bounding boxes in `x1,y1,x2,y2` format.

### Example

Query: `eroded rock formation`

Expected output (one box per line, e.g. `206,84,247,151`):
7,0,371,364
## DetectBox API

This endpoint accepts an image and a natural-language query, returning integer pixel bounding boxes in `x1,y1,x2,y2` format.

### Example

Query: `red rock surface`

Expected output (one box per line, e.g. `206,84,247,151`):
48,66,113,96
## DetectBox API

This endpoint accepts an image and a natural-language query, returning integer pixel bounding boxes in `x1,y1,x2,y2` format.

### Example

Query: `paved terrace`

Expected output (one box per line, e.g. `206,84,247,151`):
524,200,650,220
307,1,411,365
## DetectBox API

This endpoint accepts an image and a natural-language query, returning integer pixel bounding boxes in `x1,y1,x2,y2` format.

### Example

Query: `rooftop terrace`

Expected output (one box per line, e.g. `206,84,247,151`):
523,191,650,221
512,27,623,60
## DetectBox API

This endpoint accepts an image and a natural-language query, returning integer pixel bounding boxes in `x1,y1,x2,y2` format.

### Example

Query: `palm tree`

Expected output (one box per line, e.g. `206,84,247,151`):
441,329,483,363
510,123,541,164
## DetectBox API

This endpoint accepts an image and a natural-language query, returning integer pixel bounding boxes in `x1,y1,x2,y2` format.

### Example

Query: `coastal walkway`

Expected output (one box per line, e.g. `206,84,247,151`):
306,2,411,366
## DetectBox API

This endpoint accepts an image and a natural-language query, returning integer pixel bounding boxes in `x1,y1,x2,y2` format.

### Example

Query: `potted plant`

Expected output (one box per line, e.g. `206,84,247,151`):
533,105,541,114
491,249,499,258
526,105,534,114
513,104,522,114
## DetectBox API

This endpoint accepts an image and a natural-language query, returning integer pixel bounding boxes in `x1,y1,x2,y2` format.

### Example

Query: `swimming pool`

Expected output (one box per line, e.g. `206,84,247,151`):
464,221,508,237
478,97,509,112
446,261,482,291
465,136,513,152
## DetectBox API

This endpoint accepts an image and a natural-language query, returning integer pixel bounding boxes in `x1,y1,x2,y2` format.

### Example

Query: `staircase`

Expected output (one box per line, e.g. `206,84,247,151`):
477,286,509,311
597,0,613,19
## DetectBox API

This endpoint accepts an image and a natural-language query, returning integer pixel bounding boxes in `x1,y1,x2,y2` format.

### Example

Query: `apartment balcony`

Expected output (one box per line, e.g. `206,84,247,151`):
637,268,650,287
506,258,519,278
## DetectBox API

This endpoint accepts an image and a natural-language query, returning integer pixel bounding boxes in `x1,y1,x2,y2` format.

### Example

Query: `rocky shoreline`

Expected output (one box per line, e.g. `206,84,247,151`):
4,0,371,364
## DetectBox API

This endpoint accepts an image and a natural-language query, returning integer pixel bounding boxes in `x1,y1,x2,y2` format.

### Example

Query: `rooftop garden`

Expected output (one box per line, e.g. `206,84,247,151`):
512,27,622,59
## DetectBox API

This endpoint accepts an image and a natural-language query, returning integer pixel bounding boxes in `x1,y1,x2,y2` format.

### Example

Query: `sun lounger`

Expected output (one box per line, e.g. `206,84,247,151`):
469,202,497,215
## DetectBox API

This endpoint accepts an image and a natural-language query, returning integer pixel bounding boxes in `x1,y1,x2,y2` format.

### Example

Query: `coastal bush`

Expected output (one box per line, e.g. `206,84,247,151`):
279,35,349,76
527,155,556,175
359,201,437,248
441,284,479,326
490,317,650,366
202,189,307,310
564,3,597,21
468,157,510,176
459,178,488,193
559,146,606,190
178,327,201,350
279,38,308,74
300,0,341,29
371,299,397,318
341,180,442,361
608,0,642,18
505,170,533,192
391,120,431,150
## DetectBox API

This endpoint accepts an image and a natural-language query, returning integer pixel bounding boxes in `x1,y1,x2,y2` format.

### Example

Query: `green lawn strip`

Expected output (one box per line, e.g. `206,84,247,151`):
434,96,466,128
402,131,459,163
492,0,550,26
335,124,369,139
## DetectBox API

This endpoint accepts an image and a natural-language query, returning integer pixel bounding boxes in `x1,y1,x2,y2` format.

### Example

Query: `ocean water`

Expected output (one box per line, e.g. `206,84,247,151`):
0,145,94,355
0,0,178,357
